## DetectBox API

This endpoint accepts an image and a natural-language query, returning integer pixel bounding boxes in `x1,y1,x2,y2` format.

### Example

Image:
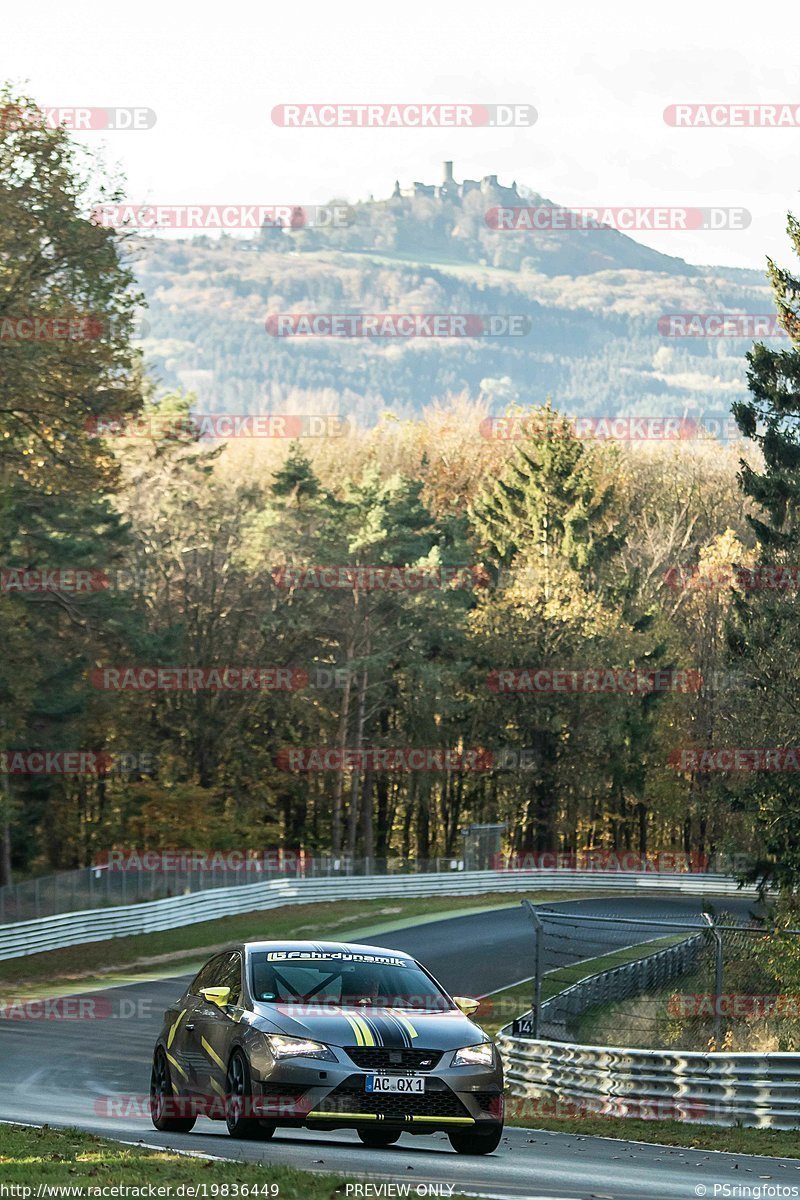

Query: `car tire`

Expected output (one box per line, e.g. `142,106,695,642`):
448,1124,503,1155
150,1048,196,1133
225,1050,273,1139
357,1128,402,1147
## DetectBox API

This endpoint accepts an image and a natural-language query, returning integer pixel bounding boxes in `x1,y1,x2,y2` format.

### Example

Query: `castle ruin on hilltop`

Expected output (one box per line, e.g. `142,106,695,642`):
391,161,521,205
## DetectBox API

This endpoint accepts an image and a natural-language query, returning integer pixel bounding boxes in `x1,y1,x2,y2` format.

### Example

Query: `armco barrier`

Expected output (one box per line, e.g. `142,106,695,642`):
0,869,754,963
537,932,706,1038
497,929,800,1129
497,1034,800,1129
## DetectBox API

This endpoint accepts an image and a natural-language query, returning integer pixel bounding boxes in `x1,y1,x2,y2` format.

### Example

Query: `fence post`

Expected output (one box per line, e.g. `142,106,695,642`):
521,899,544,1037
702,912,724,1046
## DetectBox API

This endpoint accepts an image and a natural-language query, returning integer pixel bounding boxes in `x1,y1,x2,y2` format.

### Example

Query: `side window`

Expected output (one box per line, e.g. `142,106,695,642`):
217,952,243,1006
191,954,226,995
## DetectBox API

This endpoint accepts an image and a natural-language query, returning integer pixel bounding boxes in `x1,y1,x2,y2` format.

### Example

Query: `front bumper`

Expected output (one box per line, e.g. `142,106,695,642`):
249,1047,504,1131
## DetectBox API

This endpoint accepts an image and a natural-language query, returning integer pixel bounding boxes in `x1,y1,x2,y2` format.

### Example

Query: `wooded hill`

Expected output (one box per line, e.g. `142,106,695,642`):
132,180,770,428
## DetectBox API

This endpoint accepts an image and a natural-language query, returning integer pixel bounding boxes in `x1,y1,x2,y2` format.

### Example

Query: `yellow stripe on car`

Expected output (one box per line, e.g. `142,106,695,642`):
167,1009,186,1049
390,1010,419,1040
201,1036,226,1071
410,1115,475,1124
166,1051,187,1080
305,1112,474,1125
209,1077,226,1097
307,1111,378,1121
343,1013,364,1046
353,1013,377,1046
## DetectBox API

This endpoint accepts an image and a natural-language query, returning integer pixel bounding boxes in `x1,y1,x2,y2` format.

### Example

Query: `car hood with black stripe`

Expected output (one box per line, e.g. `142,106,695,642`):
249,1002,487,1051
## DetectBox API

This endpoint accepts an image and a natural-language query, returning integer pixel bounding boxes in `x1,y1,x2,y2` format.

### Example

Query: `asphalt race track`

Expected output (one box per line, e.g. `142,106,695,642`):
3,894,799,1200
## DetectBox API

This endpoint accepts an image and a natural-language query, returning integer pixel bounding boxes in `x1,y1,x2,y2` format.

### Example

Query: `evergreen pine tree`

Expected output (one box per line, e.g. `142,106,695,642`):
729,215,800,892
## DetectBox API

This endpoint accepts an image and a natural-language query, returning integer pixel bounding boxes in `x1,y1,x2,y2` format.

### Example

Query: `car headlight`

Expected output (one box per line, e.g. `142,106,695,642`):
267,1034,336,1062
451,1041,494,1067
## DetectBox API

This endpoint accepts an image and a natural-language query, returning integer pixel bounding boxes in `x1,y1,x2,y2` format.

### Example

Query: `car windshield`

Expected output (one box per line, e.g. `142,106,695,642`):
250,951,452,1011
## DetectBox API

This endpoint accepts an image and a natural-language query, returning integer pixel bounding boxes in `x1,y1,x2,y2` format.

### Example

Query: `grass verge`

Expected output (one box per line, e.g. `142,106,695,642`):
0,1123,347,1195
505,1113,800,1158
0,890,601,996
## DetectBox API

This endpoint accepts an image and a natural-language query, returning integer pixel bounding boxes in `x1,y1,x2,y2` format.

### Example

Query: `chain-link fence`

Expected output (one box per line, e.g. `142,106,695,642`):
496,900,800,1054
0,849,753,924
0,855,472,923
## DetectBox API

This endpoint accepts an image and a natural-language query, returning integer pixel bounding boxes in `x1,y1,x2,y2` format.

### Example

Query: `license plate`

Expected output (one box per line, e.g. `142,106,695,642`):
365,1074,425,1094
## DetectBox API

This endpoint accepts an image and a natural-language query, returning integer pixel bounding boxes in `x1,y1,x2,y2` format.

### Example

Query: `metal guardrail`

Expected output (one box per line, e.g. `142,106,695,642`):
498,1034,800,1129
497,930,800,1128
537,932,706,1038
0,869,755,963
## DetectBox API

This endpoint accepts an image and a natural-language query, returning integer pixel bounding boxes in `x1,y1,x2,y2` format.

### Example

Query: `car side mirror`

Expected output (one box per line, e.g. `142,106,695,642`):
200,986,231,1008
453,995,480,1016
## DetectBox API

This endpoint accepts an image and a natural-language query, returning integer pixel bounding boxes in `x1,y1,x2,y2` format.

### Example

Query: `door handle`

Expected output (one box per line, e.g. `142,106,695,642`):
186,1023,195,1031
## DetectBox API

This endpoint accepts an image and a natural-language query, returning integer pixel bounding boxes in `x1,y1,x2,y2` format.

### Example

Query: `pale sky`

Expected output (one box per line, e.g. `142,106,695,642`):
5,0,800,270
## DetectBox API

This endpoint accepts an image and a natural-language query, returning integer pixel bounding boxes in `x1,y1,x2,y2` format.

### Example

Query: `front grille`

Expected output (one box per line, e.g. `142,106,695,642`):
316,1076,469,1120
345,1046,442,1072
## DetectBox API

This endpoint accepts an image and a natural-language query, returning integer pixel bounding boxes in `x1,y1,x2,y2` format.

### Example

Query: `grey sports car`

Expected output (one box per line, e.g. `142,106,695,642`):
150,939,504,1154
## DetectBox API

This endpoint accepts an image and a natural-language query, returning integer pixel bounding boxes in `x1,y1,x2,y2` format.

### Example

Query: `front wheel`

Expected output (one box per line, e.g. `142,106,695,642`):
357,1127,401,1147
448,1124,503,1155
150,1048,196,1133
225,1050,274,1140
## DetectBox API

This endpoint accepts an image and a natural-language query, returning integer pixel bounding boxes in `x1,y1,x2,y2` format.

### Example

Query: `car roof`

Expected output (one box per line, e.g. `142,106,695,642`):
239,939,416,961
